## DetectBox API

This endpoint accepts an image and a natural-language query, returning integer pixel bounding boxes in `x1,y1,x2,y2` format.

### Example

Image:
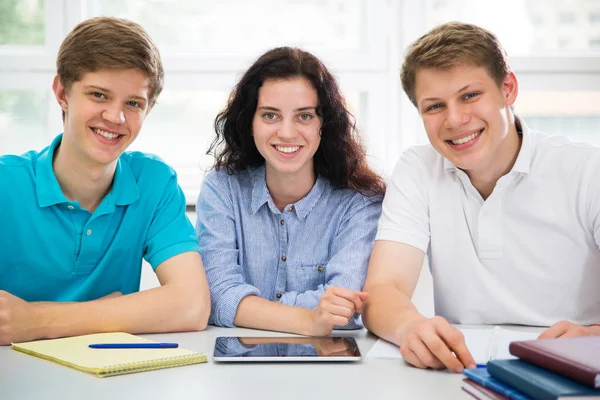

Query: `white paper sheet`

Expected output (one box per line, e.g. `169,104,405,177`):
367,327,540,364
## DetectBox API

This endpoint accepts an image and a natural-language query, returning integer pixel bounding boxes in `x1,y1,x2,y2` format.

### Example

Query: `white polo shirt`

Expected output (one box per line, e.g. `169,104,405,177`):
377,120,600,326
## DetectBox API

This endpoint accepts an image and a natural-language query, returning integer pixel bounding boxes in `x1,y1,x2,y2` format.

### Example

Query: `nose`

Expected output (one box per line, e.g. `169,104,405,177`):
102,102,125,125
444,103,470,130
276,119,298,140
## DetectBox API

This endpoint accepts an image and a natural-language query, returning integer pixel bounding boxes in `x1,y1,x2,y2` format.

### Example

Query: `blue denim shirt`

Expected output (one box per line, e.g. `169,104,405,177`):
196,165,382,328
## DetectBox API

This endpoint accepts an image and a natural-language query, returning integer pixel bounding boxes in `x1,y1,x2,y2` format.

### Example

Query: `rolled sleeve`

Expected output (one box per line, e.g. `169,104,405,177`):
196,171,260,327
279,195,382,329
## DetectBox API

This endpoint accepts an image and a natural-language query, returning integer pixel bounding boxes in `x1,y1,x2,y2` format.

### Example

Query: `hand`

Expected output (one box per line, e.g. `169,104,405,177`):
0,290,39,345
397,315,476,373
309,286,367,336
539,320,600,339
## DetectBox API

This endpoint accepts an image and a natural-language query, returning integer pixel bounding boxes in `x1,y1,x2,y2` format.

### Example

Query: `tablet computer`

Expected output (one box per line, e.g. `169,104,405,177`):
213,336,362,362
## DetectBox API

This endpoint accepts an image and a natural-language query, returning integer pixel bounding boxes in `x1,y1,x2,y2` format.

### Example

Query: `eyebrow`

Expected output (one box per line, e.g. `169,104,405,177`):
257,106,317,112
83,85,148,102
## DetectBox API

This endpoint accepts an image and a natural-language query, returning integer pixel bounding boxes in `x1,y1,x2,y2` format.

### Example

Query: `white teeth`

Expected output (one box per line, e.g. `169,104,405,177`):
275,145,300,154
93,128,120,140
451,130,481,145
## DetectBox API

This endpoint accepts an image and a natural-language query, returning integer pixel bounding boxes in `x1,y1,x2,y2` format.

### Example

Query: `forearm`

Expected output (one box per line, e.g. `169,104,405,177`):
33,284,208,340
362,283,425,345
233,295,313,336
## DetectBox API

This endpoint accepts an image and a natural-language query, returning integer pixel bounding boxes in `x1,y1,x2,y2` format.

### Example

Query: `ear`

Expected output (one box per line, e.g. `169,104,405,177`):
52,75,69,112
502,71,519,107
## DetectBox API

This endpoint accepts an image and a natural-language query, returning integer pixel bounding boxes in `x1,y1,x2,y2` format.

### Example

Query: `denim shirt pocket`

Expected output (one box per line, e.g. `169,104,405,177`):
286,262,327,292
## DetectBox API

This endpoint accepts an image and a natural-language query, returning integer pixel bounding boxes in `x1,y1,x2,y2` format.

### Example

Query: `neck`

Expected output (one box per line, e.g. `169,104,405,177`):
468,120,522,200
52,142,116,213
265,166,316,212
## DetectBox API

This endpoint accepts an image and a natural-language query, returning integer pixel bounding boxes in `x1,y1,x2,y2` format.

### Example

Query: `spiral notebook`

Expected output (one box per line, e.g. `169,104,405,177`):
12,332,207,377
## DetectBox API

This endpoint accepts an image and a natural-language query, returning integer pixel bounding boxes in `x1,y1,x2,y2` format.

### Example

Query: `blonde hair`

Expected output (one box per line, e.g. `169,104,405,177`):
401,22,510,107
57,17,163,110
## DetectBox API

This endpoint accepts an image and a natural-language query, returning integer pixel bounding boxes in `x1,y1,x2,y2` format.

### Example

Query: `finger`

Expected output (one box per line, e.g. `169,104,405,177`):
357,292,368,301
325,304,354,320
331,287,364,312
438,327,476,369
400,346,427,369
330,296,355,311
408,336,445,369
538,324,566,339
421,331,465,372
329,315,350,328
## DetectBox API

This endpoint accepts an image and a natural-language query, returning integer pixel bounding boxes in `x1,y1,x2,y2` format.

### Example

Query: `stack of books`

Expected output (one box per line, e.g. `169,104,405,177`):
461,336,600,400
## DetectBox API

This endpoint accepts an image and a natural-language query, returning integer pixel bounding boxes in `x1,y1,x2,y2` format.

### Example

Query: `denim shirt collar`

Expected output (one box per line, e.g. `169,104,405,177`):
36,133,139,209
250,164,327,220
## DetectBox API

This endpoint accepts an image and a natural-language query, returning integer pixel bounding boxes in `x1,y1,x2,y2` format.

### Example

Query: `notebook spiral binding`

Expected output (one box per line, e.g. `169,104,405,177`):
101,353,207,377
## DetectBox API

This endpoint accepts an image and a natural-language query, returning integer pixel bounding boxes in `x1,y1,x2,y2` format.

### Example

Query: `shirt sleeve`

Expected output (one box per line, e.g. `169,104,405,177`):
279,194,382,329
143,166,200,268
375,148,431,252
196,171,260,327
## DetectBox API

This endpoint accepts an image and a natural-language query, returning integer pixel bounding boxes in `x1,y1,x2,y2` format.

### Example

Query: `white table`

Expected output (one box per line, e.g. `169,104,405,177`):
0,326,469,400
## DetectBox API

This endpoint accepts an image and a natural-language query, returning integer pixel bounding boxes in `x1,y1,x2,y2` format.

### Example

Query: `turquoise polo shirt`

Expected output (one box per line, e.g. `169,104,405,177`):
0,134,200,302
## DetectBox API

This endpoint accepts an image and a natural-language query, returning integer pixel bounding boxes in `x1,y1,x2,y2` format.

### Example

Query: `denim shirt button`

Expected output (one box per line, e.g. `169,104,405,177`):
281,255,287,262
317,265,324,272
275,292,282,299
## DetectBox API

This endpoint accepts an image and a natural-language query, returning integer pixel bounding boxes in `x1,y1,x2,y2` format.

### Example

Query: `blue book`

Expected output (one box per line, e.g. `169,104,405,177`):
463,367,533,400
487,359,600,400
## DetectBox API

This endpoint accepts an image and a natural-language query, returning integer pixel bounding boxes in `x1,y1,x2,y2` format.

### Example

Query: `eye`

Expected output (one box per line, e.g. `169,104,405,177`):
127,100,140,108
425,103,442,112
90,92,106,99
262,112,277,120
298,113,313,121
463,92,480,100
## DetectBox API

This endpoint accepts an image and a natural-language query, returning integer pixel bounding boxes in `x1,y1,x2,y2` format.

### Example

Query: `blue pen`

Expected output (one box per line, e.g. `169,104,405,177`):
89,343,179,349
476,363,487,368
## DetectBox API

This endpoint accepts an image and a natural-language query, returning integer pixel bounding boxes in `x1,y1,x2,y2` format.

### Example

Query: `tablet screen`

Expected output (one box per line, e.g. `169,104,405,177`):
213,336,361,362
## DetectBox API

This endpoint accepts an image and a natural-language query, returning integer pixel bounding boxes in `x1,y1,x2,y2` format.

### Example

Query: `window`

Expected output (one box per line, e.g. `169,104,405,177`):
1,0,599,204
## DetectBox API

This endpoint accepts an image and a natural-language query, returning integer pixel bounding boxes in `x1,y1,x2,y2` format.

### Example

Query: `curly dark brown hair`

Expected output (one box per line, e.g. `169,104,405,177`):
208,47,385,197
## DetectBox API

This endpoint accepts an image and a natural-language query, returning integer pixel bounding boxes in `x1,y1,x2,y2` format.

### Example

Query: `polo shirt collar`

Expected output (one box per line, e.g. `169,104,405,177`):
35,134,139,209
250,164,327,220
443,116,532,175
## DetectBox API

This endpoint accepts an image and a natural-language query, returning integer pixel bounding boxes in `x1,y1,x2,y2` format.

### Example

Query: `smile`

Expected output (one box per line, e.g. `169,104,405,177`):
92,128,122,141
448,129,483,145
274,145,301,154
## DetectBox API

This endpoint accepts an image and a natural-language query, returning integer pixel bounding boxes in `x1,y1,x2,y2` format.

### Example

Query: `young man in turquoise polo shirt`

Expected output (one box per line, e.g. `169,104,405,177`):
0,17,210,345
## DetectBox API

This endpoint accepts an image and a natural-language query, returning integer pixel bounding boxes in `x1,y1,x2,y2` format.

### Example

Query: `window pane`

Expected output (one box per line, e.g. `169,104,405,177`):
94,0,365,53
516,91,600,144
0,0,44,45
0,90,49,155
425,0,600,55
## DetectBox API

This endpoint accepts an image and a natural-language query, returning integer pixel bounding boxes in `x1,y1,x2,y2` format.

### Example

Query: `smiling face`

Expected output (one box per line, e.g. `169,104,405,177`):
252,77,322,183
53,68,151,169
415,65,519,177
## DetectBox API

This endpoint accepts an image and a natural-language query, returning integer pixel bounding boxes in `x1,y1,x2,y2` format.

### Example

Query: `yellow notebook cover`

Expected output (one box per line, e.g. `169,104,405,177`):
12,332,207,378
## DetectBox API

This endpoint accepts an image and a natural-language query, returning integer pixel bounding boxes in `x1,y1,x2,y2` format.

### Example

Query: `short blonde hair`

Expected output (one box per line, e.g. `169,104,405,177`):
57,17,163,109
401,22,510,107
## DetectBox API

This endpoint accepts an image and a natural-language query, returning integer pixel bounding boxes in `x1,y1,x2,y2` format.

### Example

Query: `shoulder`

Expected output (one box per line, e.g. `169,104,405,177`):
0,150,39,183
531,132,600,171
120,151,177,180
390,144,446,184
328,182,383,216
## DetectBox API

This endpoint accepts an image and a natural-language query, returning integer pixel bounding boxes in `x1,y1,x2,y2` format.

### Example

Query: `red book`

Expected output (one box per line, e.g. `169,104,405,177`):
462,378,511,400
509,336,600,389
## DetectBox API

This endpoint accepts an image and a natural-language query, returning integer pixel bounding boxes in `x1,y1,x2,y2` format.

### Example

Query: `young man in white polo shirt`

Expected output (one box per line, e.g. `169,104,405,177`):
362,21,600,373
